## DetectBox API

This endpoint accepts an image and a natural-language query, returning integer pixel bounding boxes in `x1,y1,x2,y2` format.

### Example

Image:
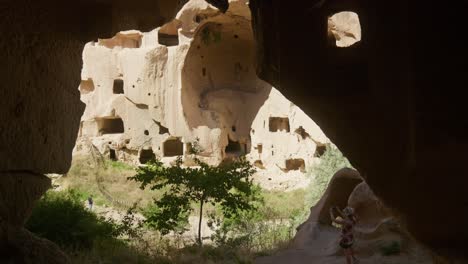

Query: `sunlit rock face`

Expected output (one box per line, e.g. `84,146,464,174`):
75,0,329,190
327,11,361,48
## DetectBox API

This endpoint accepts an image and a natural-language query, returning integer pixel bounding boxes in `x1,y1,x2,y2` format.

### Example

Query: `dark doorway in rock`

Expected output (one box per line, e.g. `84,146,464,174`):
158,32,179,46
254,160,265,169
113,79,124,94
315,145,327,157
295,126,310,139
185,143,193,155
163,138,183,157
97,118,124,135
154,120,169,135
109,149,117,161
159,124,169,134
257,144,263,154
269,117,290,132
80,79,95,94
139,148,156,164
285,159,305,172
225,138,242,156
243,143,249,154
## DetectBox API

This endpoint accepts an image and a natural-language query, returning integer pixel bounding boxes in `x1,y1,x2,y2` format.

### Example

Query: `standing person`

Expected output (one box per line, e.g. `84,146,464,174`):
330,206,359,264
87,195,94,211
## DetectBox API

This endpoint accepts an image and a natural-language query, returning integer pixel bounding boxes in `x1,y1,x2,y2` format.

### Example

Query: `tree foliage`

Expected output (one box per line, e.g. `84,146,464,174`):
26,189,119,249
129,143,259,244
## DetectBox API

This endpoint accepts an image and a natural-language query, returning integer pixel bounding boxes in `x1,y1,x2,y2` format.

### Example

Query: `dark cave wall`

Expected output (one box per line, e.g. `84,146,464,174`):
250,0,468,261
0,1,183,262
0,0,183,173
0,0,467,262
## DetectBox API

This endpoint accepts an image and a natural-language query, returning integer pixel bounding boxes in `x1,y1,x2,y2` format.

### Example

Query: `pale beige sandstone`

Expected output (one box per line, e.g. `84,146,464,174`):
327,11,362,48
74,0,329,190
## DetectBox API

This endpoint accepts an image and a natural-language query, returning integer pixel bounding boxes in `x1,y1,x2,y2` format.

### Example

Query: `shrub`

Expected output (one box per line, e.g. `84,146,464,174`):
380,241,401,256
26,189,119,249
306,143,352,206
129,153,259,245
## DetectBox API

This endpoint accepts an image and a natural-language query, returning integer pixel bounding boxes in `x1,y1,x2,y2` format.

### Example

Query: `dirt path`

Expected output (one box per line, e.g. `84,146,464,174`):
256,223,432,264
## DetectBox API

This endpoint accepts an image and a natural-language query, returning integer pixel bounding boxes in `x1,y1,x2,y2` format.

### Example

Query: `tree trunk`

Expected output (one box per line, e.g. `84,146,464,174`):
198,199,204,245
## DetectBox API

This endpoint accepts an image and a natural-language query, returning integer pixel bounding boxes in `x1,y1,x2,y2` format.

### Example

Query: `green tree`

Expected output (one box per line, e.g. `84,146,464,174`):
129,146,258,245
306,143,352,206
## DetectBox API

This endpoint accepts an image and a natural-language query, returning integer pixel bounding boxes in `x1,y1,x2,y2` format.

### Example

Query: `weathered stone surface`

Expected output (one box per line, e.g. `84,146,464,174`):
0,0,191,259
75,0,329,190
294,168,362,248
259,169,433,264
0,172,69,263
1,0,467,262
348,182,393,230
249,0,468,261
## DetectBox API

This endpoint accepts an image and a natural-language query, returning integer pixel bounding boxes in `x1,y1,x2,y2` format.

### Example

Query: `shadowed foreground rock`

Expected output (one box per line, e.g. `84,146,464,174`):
257,169,433,264
0,173,69,263
249,0,468,261
0,0,187,261
1,0,467,262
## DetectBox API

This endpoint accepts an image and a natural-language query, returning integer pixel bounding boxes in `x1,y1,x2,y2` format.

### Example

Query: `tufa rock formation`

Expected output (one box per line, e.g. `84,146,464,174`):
257,169,433,264
74,0,329,190
1,0,468,262
249,0,468,261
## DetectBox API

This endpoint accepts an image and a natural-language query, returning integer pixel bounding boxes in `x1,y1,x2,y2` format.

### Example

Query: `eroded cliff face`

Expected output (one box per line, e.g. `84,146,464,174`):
249,0,468,262
74,0,329,190
1,0,467,262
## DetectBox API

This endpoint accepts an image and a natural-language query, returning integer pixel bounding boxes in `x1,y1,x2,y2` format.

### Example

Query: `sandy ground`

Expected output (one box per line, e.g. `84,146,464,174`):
256,225,432,264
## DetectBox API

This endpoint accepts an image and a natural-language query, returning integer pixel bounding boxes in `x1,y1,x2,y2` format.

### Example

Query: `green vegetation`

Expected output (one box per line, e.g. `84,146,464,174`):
282,143,354,226
36,143,352,263
62,156,156,209
201,26,222,45
380,241,401,256
129,155,259,245
26,189,119,249
306,143,352,206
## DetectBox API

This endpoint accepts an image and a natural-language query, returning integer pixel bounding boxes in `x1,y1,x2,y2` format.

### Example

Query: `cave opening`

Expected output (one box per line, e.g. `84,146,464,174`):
109,149,117,161
225,137,242,157
315,145,327,157
327,11,361,48
97,118,124,135
158,19,181,47
295,126,310,139
154,120,169,135
139,148,156,164
79,79,95,94
113,79,124,94
163,138,183,157
269,117,290,132
285,159,305,172
254,160,265,169
257,144,263,154
158,32,179,46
